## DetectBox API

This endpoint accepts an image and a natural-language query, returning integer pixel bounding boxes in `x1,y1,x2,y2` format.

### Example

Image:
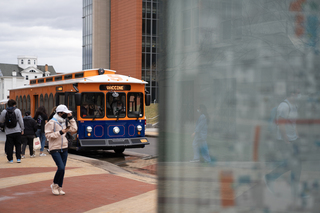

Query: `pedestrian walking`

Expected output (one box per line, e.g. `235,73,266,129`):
0,99,24,163
21,111,37,158
34,106,48,156
190,104,211,163
265,88,302,199
45,104,77,195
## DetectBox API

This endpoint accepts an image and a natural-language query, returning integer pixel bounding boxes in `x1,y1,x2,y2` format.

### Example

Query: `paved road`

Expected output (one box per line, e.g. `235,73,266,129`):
126,137,157,156
0,130,158,161
0,140,157,213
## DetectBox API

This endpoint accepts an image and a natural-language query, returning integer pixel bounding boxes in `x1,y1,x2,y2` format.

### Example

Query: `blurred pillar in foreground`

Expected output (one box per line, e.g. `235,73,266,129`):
158,0,320,212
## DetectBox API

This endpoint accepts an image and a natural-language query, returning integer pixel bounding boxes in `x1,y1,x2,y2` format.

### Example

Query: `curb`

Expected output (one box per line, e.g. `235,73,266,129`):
145,134,158,138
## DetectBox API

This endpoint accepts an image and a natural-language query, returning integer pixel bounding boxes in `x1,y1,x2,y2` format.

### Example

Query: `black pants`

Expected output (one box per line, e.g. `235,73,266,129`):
21,135,34,156
5,132,22,161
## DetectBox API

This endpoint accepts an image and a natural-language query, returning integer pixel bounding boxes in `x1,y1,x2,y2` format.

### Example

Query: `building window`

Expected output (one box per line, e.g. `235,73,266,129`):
82,0,93,70
26,75,28,80
35,76,37,78
182,3,199,46
28,60,30,64
21,60,23,64
30,70,36,72
142,0,159,102
220,0,242,41
34,60,36,64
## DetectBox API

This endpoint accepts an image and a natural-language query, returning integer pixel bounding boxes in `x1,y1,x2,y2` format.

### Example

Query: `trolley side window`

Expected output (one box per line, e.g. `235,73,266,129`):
127,93,143,118
56,93,65,105
80,93,104,118
106,92,126,118
67,93,76,118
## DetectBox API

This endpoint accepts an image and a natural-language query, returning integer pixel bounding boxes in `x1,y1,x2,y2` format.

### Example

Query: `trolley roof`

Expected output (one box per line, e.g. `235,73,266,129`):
10,68,147,91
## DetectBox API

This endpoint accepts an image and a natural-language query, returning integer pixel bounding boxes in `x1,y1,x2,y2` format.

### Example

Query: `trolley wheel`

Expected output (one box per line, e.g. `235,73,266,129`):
114,148,125,154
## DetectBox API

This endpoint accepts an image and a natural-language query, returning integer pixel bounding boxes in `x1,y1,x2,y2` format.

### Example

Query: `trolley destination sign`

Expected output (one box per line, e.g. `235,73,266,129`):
99,85,131,91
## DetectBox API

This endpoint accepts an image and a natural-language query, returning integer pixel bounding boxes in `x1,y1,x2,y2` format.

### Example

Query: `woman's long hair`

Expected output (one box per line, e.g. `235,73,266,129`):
48,106,57,120
34,106,47,119
199,104,210,124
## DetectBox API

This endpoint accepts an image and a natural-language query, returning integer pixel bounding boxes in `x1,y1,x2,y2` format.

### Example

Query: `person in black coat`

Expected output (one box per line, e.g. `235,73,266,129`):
34,106,48,156
21,111,38,158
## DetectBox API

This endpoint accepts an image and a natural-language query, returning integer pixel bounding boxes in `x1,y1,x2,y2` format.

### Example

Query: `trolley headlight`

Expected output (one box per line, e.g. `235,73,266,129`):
113,126,120,134
137,125,142,132
86,126,92,133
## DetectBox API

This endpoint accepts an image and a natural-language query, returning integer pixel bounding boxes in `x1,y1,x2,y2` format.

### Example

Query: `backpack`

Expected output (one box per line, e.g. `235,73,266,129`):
37,115,43,127
268,100,291,137
5,108,17,128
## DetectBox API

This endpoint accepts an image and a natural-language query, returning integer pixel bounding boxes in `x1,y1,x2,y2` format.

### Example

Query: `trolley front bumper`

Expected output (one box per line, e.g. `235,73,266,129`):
78,137,149,148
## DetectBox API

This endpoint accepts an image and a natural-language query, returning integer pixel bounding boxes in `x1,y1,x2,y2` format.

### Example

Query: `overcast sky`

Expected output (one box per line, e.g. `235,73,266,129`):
0,0,82,73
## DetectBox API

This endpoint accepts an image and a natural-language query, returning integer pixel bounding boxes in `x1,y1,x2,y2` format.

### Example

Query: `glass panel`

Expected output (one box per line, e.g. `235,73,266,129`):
48,94,54,116
183,10,191,29
75,73,84,78
152,37,157,53
147,2,151,18
158,0,320,212
27,95,30,112
40,94,44,107
146,54,151,69
19,96,23,114
46,77,53,82
22,96,26,115
34,95,38,114
58,94,65,105
183,29,191,46
142,36,146,52
106,92,126,118
142,53,146,69
142,69,146,81
44,94,49,114
146,37,151,52
153,3,157,19
67,93,76,118
143,2,146,18
80,93,104,118
127,93,143,118
147,20,151,35
222,20,232,40
142,19,146,35
64,74,72,80
55,76,62,81
152,54,157,70
152,20,157,34
152,70,157,81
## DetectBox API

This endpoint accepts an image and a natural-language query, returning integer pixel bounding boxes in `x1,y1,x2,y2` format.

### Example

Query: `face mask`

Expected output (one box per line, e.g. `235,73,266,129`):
61,113,68,119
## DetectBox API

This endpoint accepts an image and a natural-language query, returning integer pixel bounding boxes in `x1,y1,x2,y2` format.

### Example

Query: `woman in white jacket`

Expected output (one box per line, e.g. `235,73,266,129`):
45,105,77,195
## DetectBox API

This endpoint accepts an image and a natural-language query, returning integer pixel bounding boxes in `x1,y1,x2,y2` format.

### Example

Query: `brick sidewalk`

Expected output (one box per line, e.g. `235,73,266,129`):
0,142,157,213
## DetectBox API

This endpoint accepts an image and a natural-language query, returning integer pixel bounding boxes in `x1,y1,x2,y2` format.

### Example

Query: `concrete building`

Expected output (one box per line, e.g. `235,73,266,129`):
0,56,56,101
82,0,159,101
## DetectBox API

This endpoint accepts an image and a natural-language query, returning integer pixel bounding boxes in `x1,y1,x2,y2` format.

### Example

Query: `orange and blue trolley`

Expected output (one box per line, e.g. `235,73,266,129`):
9,68,151,153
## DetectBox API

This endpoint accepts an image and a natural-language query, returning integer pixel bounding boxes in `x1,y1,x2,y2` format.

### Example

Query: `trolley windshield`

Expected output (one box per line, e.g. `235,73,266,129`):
79,92,144,119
